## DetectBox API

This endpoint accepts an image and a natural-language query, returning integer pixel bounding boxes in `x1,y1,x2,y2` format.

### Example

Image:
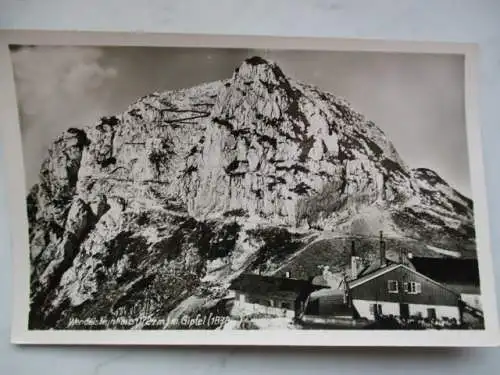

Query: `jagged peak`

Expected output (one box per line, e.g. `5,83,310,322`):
244,56,271,66
233,55,287,84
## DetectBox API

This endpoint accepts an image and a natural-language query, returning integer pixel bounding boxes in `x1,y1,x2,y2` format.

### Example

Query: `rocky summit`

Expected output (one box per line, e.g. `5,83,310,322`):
27,56,475,329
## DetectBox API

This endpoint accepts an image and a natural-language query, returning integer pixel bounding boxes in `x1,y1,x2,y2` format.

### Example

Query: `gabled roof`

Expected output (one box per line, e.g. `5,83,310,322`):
357,257,416,278
348,263,461,297
229,273,324,298
349,263,400,288
357,258,395,278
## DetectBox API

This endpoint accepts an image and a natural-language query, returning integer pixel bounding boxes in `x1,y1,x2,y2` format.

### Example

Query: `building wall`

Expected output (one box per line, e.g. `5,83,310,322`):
352,300,399,320
232,294,295,318
350,266,460,306
408,303,461,321
353,299,461,322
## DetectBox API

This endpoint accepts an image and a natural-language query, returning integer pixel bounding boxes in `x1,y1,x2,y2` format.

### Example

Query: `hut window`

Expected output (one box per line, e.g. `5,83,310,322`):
404,282,421,294
387,280,399,293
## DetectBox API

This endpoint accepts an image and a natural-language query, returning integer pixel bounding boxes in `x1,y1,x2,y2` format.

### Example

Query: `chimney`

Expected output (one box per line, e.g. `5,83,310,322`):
379,230,386,267
399,248,405,264
351,240,359,280
342,274,351,306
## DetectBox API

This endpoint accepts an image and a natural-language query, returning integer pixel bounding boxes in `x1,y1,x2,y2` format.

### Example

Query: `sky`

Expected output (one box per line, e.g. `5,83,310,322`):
9,46,470,197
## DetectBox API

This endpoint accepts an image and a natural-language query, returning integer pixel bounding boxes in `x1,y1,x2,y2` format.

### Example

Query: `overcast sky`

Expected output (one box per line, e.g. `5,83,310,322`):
10,46,470,197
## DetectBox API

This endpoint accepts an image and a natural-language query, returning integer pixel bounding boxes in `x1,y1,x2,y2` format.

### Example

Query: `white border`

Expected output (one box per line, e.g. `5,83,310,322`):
0,30,498,347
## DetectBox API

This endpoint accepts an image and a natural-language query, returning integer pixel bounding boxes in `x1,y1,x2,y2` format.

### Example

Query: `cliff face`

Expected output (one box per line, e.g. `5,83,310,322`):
27,57,475,328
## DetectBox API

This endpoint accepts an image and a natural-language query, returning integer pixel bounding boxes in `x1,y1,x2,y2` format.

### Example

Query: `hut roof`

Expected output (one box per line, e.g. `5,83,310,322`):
229,273,325,300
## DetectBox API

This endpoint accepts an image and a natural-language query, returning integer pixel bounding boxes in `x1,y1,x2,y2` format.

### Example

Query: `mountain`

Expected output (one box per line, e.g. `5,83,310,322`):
26,56,475,329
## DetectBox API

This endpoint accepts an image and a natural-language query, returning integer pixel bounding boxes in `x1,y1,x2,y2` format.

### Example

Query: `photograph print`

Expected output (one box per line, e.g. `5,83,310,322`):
8,40,487,334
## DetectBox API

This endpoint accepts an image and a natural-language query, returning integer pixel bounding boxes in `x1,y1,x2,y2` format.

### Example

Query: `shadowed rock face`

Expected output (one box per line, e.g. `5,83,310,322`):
27,57,475,329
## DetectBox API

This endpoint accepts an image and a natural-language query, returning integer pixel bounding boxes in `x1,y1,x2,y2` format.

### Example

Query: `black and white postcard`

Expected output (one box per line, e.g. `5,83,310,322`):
1,31,498,346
